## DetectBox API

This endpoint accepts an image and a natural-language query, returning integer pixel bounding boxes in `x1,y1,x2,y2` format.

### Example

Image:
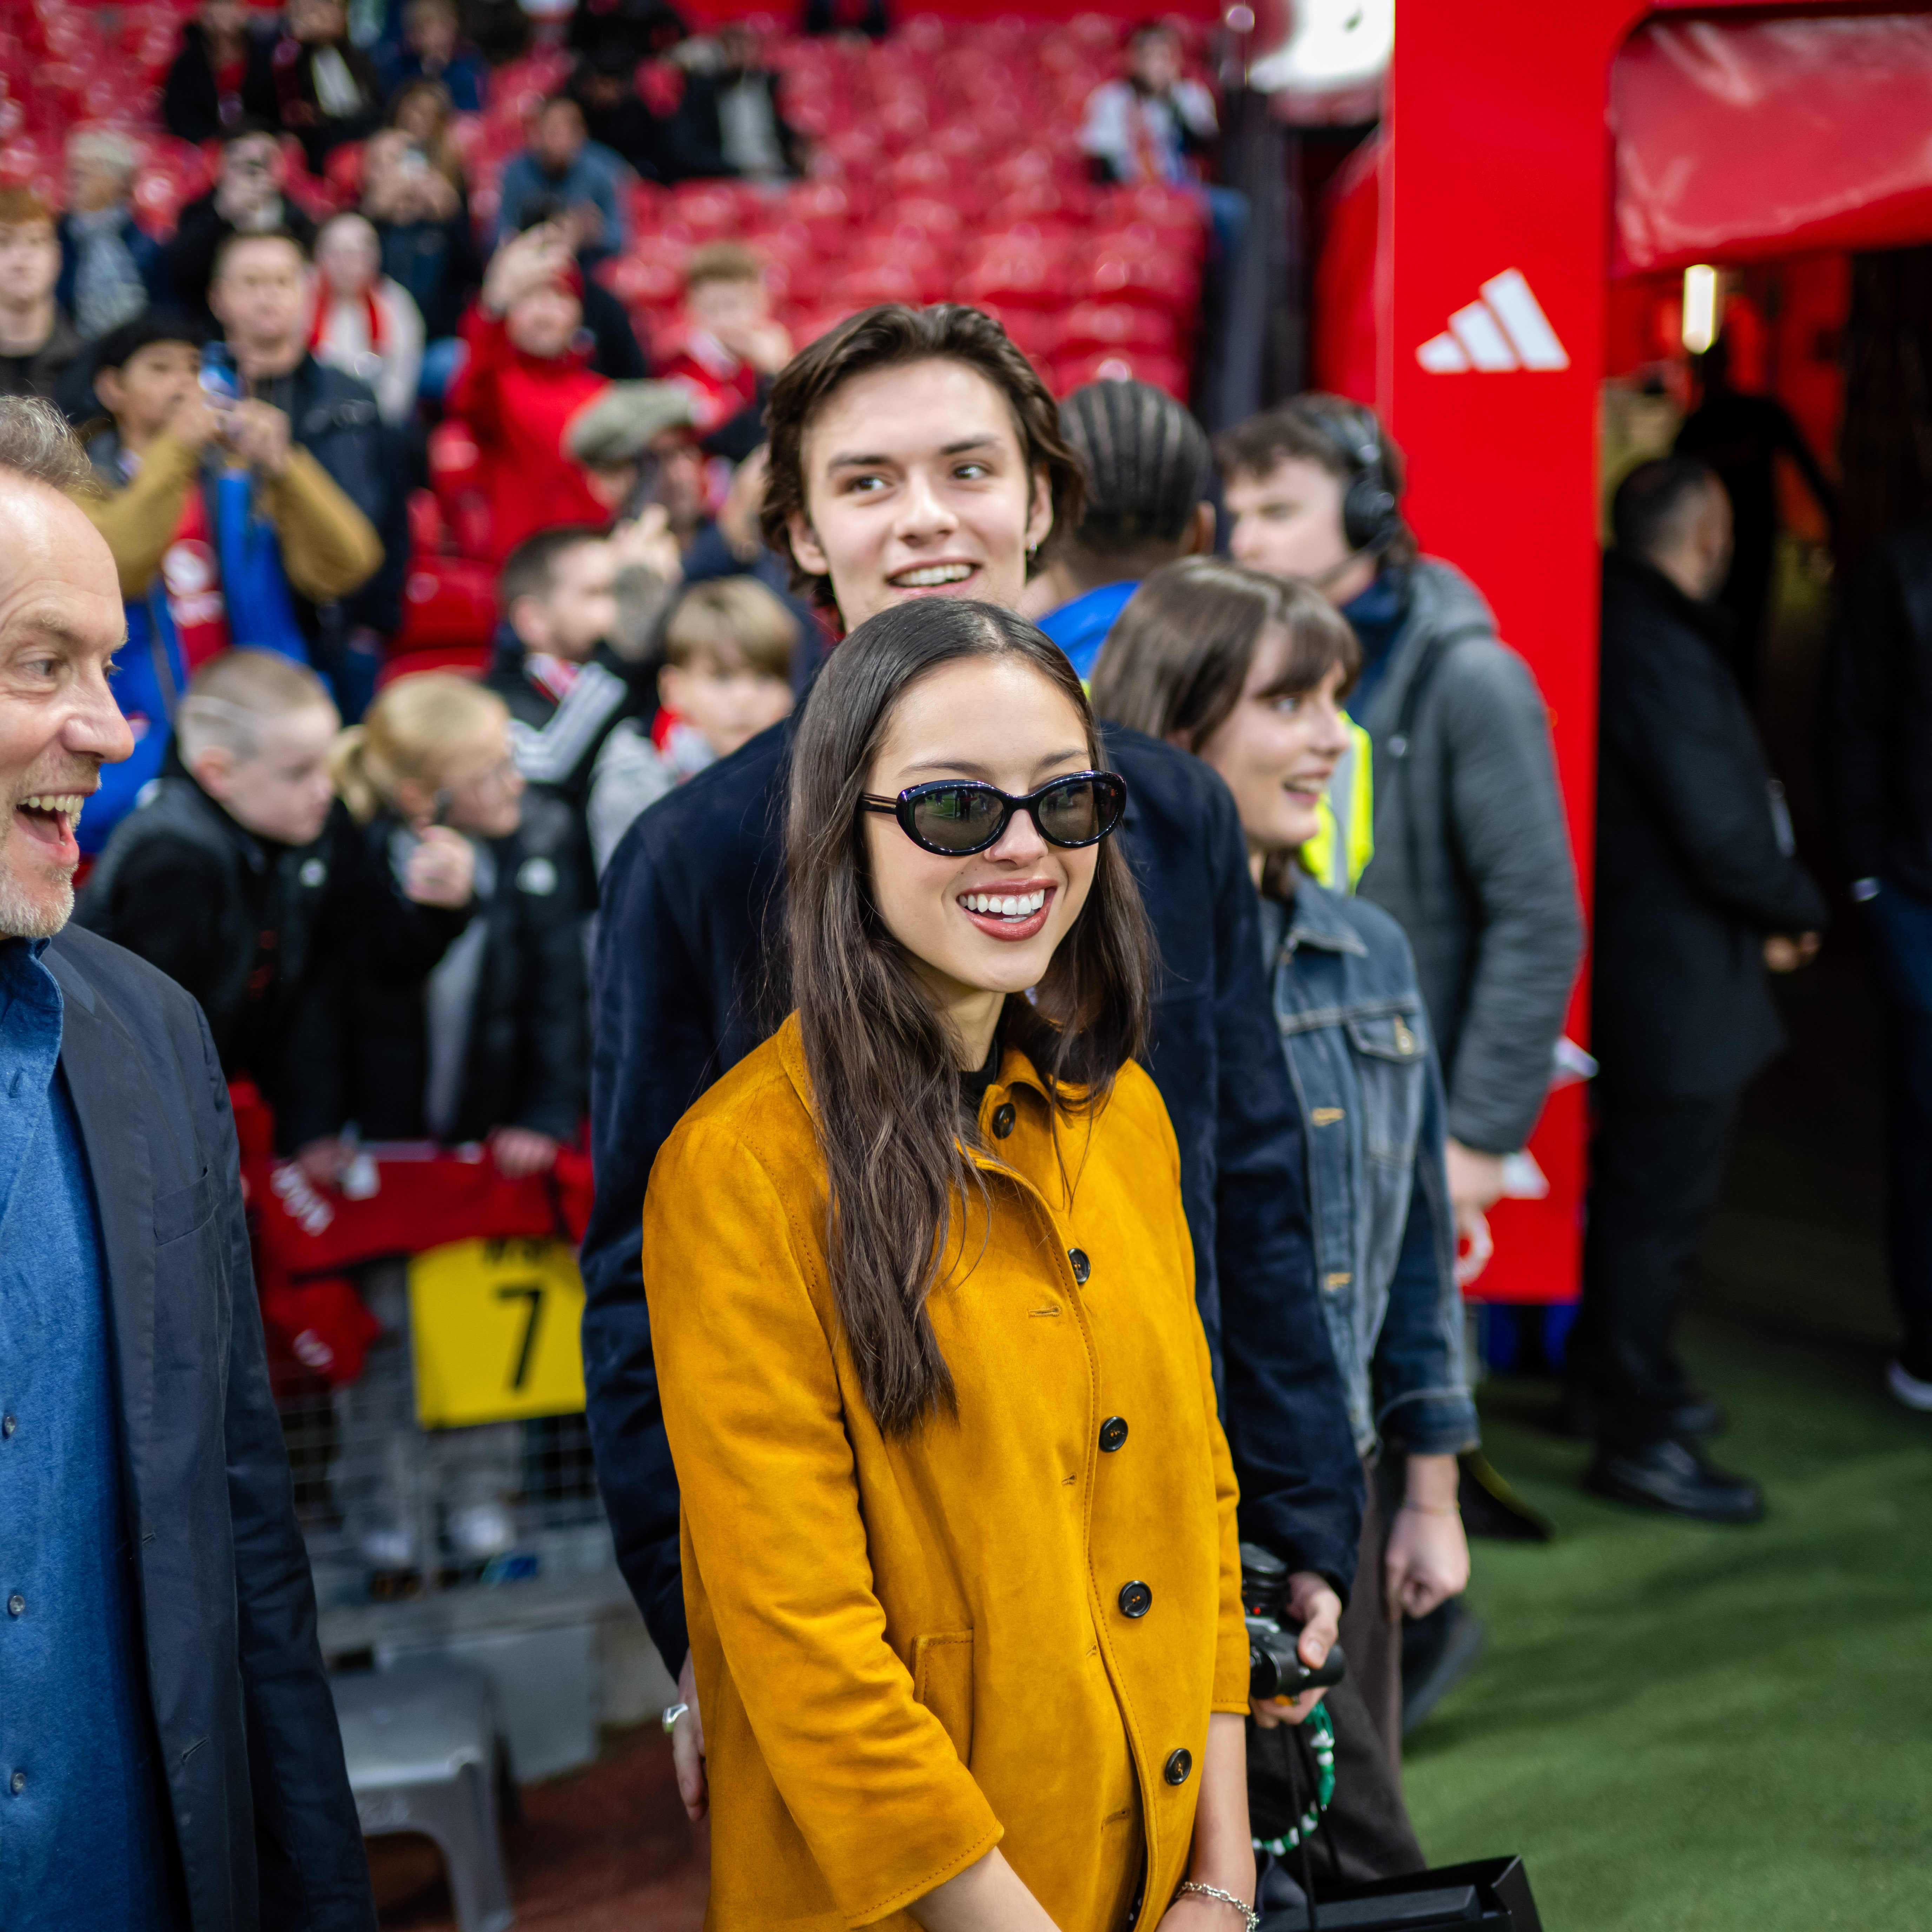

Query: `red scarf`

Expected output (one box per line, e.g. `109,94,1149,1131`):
310,287,386,357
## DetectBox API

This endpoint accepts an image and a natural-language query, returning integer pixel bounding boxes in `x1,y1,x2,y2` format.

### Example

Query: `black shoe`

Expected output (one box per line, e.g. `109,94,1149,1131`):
1585,1438,1765,1524
1559,1385,1727,1441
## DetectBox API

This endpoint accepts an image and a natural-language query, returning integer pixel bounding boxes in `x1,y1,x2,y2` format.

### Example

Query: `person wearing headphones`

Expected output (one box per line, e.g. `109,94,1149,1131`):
1218,398,1582,1704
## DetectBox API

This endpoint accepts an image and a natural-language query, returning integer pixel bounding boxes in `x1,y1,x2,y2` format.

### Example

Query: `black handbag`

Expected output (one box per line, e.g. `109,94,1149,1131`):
1261,1855,1543,1931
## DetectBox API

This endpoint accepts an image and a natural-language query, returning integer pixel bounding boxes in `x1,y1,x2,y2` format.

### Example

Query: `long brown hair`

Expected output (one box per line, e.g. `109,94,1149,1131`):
1090,556,1360,752
760,302,1087,610
786,598,1151,1434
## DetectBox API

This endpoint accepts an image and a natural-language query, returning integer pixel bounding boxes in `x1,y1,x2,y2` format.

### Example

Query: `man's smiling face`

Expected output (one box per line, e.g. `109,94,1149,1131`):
786,356,1053,630
0,476,133,938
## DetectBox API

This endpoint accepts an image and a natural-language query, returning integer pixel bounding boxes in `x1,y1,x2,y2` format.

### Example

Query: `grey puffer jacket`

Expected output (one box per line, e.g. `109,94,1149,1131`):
1353,558,1584,1155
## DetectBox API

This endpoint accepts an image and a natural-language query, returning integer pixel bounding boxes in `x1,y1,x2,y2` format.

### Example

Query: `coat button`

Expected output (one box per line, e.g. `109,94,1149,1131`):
992,1103,1016,1138
1164,1748,1193,1785
5,1594,20,1617
1099,1416,1129,1453
0,1415,13,1437
8,1770,22,1795
1118,1580,1152,1619
1068,1248,1090,1284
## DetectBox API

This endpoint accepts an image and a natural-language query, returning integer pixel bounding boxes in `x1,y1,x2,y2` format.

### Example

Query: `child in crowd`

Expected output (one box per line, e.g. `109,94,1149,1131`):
78,307,382,849
587,575,798,872
485,524,650,892
445,223,609,562
658,241,792,437
76,651,344,1156
309,212,425,426
319,672,589,1574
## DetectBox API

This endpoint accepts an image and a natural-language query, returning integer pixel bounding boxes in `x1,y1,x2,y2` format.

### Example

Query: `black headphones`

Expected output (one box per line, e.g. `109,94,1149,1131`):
1316,403,1401,558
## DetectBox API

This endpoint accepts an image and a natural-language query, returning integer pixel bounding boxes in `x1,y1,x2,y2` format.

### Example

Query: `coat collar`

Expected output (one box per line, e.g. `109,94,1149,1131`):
1276,877,1369,958
774,1008,1058,1123
1603,547,1738,654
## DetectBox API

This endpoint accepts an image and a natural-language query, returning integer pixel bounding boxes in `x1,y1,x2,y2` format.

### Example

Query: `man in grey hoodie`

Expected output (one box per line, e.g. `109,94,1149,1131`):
1219,395,1583,1265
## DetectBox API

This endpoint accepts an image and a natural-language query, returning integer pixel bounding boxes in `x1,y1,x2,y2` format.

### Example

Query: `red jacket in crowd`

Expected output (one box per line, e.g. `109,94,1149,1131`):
445,304,610,564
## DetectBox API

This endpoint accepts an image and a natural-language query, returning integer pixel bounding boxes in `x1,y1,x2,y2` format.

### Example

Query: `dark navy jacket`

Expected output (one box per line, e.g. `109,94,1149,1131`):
581,716,1364,1669
41,926,373,1932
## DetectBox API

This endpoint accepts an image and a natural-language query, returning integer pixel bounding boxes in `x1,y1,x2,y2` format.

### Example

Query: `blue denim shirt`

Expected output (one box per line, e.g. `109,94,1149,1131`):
0,939,177,1923
1261,881,1479,1460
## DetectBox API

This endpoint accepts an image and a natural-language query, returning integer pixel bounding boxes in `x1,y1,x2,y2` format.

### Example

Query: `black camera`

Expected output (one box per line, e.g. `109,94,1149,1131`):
1242,1542,1347,1703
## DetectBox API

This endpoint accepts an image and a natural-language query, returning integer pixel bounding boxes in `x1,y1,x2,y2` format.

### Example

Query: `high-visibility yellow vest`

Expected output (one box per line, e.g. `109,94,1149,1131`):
1298,715,1376,894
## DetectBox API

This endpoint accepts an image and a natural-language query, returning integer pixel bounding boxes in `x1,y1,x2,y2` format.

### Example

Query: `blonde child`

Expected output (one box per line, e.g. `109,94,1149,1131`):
319,672,589,1575
587,575,798,873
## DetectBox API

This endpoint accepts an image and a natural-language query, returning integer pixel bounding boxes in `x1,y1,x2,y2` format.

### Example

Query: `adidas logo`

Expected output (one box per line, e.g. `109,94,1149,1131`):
1416,270,1569,374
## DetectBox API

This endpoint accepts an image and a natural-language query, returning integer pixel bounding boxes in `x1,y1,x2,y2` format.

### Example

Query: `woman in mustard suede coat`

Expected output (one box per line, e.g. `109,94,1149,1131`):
642,600,1256,1932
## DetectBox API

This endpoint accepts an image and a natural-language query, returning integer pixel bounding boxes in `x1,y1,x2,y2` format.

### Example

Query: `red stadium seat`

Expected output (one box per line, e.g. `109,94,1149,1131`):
376,644,491,689
1054,299,1184,357
1078,247,1200,318
392,554,498,654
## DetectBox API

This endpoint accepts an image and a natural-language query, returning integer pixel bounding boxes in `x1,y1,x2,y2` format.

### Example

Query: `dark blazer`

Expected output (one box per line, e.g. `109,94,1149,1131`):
581,715,1363,1669
1823,517,1932,901
1594,549,1827,1096
42,925,373,1932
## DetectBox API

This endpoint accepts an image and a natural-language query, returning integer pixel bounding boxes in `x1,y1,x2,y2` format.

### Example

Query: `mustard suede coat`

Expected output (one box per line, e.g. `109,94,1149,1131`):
641,1014,1250,1931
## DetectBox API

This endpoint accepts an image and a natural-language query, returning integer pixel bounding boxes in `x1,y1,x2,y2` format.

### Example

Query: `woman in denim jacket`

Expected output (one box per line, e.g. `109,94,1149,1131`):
1095,557,1478,1781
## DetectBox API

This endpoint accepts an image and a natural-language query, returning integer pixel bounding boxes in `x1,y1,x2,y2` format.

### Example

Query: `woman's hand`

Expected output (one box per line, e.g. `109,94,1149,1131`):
1383,1453,1470,1621
294,1136,344,1190
403,825,476,906
1150,1710,1255,1929
1250,1572,1342,1727
669,1650,708,1821
489,1126,559,1178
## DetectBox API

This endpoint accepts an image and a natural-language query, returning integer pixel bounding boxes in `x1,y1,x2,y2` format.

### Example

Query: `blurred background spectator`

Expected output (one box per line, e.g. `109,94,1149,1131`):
802,0,891,40
360,125,480,359
379,0,489,114
585,571,797,872
664,21,805,184
310,210,425,424
0,188,84,414
167,121,320,326
273,0,384,174
58,132,172,344
446,223,610,561
493,92,629,260
207,229,405,714
658,240,791,435
389,77,475,194
567,42,666,181
162,0,280,145
75,650,344,1153
1081,20,1218,192
1581,457,1826,1520
78,306,382,846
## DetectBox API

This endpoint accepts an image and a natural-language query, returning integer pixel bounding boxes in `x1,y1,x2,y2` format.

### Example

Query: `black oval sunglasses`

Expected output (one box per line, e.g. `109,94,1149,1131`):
860,770,1130,858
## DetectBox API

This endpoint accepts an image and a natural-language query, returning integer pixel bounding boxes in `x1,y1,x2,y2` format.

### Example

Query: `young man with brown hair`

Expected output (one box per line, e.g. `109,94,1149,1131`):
584,304,1419,1902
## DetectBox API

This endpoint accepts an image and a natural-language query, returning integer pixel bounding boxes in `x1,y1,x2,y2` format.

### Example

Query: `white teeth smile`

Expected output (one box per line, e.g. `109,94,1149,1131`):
895,564,973,587
19,794,83,821
961,889,1046,919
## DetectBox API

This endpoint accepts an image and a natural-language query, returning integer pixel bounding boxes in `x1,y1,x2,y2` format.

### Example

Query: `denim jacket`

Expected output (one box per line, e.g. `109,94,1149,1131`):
1261,878,1479,1460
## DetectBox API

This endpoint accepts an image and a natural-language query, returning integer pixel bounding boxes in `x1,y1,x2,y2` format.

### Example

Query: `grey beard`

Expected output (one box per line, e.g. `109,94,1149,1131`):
0,859,73,939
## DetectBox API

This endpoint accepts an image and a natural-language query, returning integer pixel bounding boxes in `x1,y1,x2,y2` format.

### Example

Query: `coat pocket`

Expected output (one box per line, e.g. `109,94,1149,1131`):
912,1631,974,1766
1343,1012,1428,1166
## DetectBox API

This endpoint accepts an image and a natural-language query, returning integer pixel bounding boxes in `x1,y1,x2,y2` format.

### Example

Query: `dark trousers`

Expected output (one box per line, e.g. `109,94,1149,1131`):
1865,882,1932,1358
1573,1085,1740,1450
1337,1457,1403,1775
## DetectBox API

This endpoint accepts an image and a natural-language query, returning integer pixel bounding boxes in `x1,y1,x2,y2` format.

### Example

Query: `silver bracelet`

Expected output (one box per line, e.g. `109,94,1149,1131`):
1172,1880,1260,1931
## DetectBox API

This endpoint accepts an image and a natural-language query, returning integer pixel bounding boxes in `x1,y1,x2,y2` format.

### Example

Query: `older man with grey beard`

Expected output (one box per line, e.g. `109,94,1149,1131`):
0,396,372,1927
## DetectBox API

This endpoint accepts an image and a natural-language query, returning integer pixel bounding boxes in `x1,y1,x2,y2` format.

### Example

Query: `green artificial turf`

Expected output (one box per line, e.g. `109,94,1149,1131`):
1401,1315,1932,1930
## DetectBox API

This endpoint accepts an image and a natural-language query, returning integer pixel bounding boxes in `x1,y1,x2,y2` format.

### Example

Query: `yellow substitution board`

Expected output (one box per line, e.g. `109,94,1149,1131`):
408,1236,586,1428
